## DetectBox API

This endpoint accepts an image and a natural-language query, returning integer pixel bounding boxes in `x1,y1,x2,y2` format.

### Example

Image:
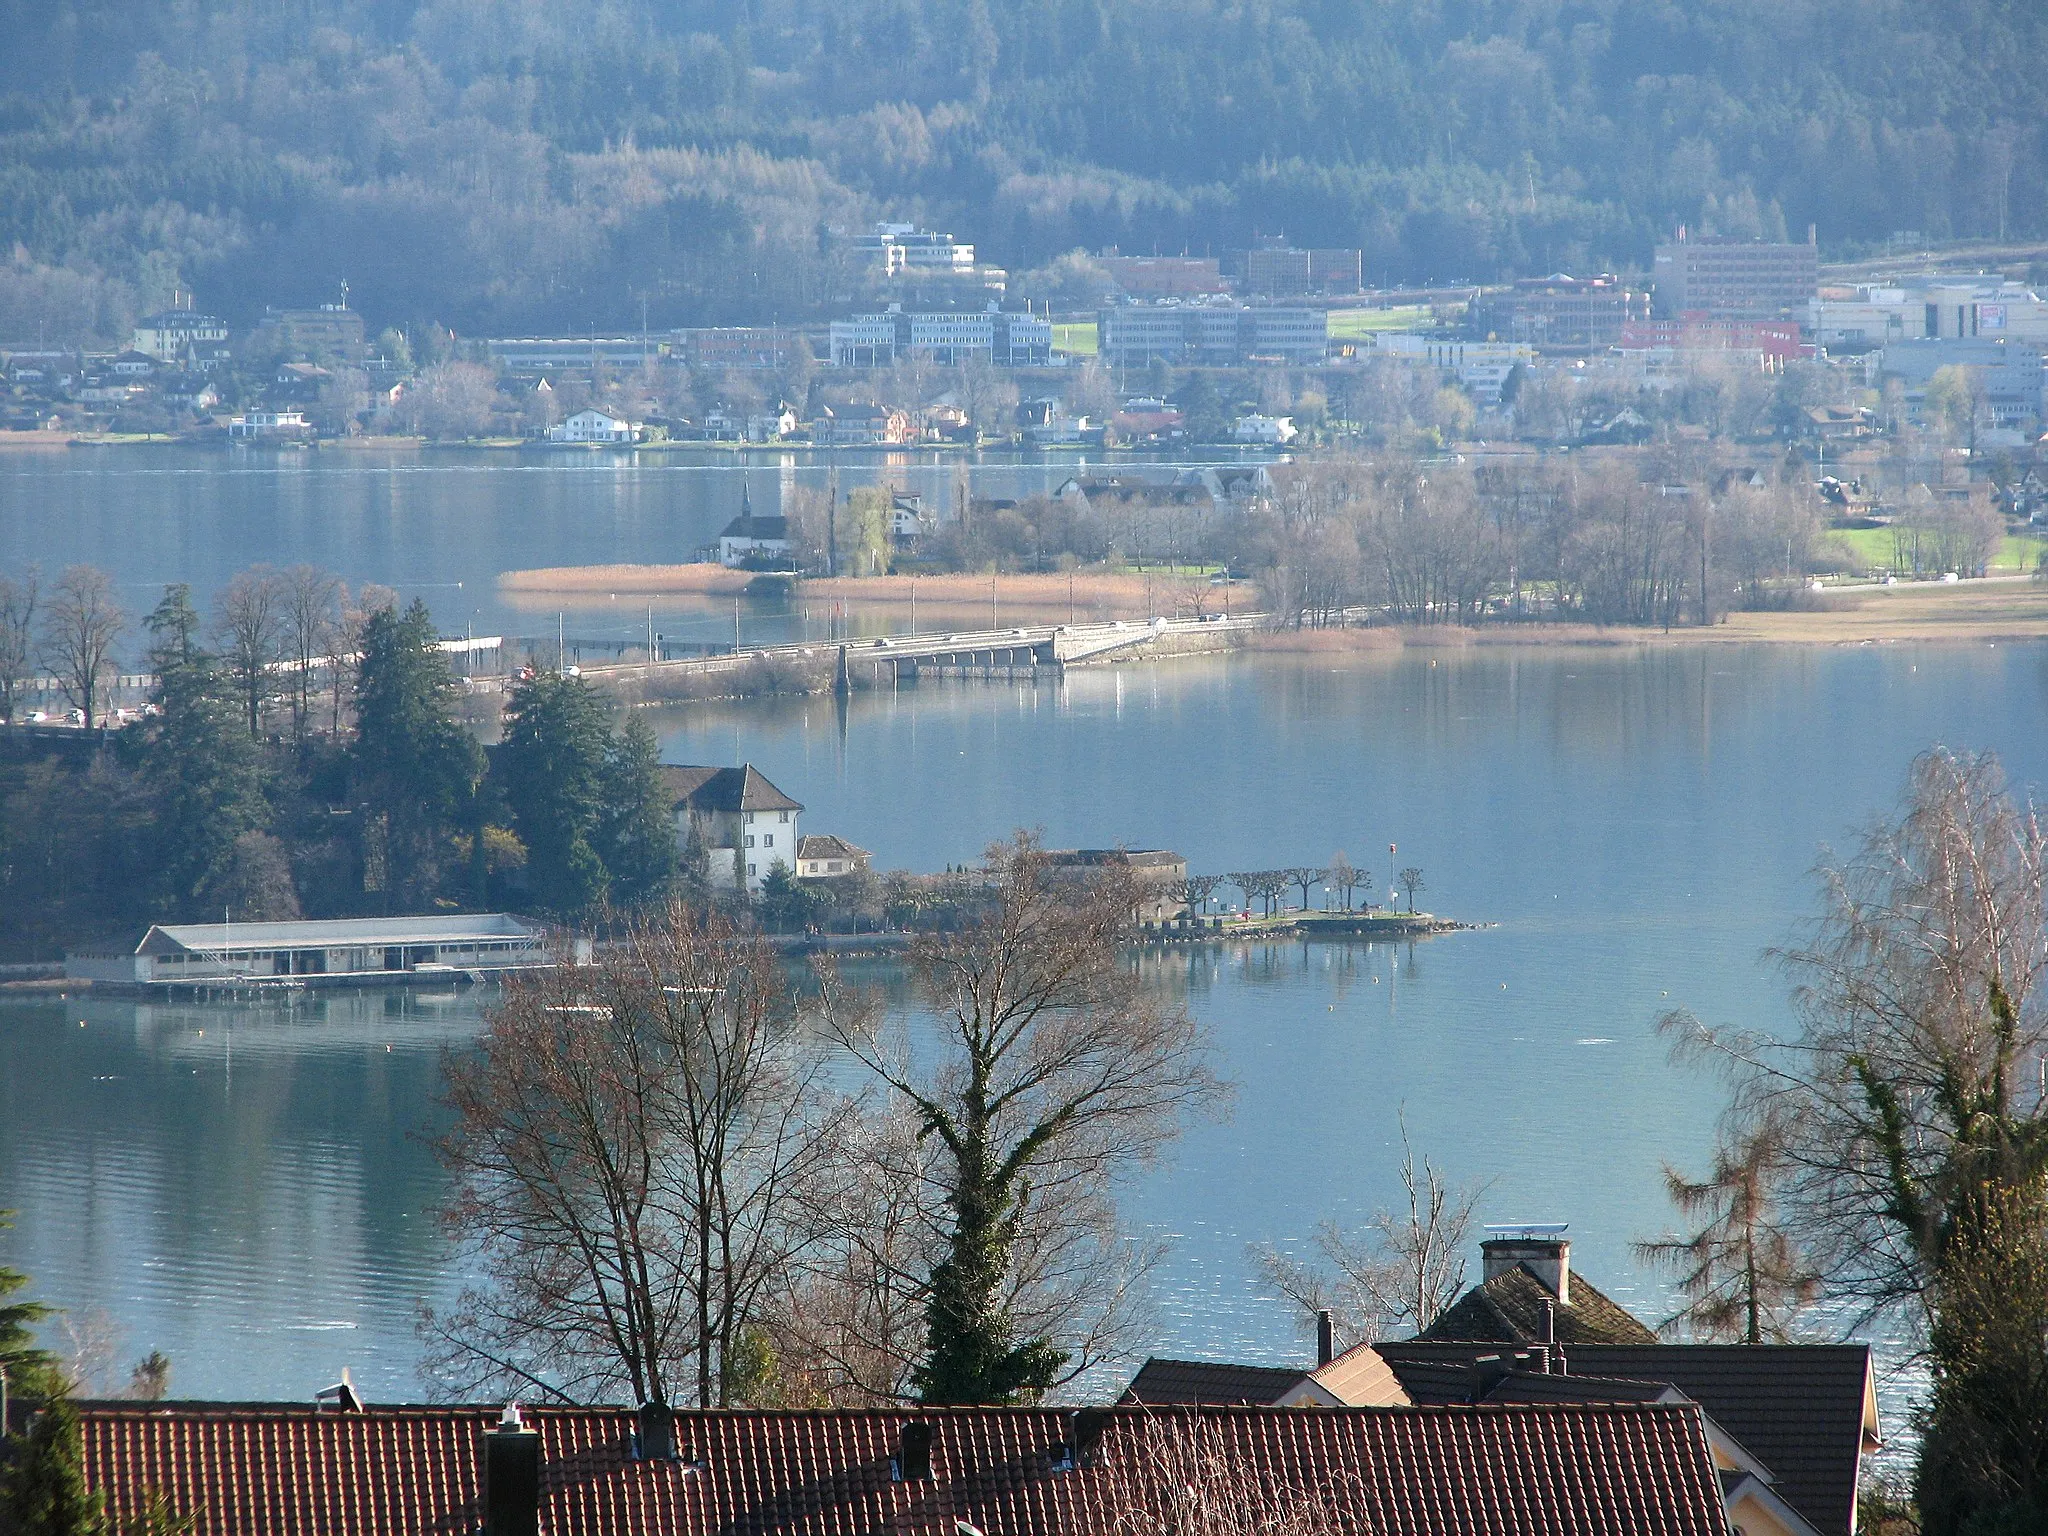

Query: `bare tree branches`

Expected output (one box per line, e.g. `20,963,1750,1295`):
0,566,37,723
214,566,285,739
427,903,840,1407
1252,1115,1481,1348
278,565,341,743
816,831,1223,1402
38,564,125,730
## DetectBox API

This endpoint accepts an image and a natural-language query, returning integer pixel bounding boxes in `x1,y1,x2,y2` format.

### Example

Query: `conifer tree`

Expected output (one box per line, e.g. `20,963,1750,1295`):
593,714,680,909
0,1400,103,1536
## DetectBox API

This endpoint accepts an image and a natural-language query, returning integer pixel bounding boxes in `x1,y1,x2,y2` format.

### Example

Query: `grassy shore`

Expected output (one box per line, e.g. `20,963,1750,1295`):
1250,579,2048,650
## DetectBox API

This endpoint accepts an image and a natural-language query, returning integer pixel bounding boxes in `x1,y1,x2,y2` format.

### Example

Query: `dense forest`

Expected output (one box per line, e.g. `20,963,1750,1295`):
0,0,2044,341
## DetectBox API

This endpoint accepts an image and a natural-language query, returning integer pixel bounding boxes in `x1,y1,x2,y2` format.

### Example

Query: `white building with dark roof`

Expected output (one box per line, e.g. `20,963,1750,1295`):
658,763,803,890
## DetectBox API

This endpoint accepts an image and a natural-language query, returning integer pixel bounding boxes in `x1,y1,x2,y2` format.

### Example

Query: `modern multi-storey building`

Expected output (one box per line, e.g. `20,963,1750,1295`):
1370,335,1536,401
486,337,666,373
1880,338,2046,430
1241,239,1364,297
1468,276,1647,351
1651,234,1819,321
1099,255,1230,298
828,306,1051,367
853,224,976,275
247,304,368,363
1096,303,1328,367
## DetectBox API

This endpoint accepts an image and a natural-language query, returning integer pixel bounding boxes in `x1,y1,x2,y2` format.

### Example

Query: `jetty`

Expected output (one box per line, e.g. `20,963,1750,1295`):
575,612,1260,688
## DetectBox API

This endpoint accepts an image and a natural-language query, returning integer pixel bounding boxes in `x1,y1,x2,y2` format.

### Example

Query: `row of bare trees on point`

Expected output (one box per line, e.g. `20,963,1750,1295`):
0,561,390,735
1171,858,1424,919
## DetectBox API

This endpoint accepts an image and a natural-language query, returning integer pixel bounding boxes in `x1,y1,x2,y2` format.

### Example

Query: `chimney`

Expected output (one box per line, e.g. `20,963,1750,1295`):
1315,1310,1335,1369
1480,1226,1570,1306
636,1401,676,1462
483,1405,541,1536
895,1421,934,1482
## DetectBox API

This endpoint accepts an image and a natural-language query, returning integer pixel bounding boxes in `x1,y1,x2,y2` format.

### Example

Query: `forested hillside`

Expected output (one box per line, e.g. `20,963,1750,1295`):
1,0,2043,340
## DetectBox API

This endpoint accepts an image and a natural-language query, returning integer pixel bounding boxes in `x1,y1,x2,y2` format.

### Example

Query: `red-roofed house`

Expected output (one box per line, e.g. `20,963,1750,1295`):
33,1401,1736,1536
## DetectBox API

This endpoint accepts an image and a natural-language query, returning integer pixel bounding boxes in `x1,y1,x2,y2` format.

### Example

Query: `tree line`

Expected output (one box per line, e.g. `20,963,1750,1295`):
0,564,689,960
3,0,2045,341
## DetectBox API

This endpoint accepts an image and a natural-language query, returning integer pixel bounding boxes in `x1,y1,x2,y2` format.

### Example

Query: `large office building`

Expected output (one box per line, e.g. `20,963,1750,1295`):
486,337,666,373
1468,275,1647,351
828,306,1052,367
1242,239,1364,297
1651,235,1819,321
1880,338,2046,429
1096,303,1328,367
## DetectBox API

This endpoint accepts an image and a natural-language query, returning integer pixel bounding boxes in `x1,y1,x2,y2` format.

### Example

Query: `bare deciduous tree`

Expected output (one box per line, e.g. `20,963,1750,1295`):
1398,867,1425,911
1171,875,1224,920
38,564,125,730
0,566,38,723
279,564,341,743
1286,867,1326,911
427,903,839,1408
214,566,285,738
1252,1115,1482,1347
330,581,397,734
1327,853,1365,912
1667,750,2048,1533
817,832,1223,1403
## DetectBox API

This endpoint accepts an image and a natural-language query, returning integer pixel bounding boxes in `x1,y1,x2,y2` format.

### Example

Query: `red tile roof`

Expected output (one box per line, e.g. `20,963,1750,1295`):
70,1402,1734,1536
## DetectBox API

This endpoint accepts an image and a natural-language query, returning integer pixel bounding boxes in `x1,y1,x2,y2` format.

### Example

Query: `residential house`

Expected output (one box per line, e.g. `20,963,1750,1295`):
550,408,643,444
1123,1228,1877,1536
658,763,802,891
796,834,872,879
814,401,914,446
716,514,793,569
1232,414,1297,444
747,404,798,441
229,409,311,439
1110,397,1185,441
110,350,157,378
47,1398,1737,1536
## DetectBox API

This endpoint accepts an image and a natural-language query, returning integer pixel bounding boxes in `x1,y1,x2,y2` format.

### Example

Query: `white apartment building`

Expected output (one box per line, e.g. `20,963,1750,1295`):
829,307,1052,367
1372,335,1535,401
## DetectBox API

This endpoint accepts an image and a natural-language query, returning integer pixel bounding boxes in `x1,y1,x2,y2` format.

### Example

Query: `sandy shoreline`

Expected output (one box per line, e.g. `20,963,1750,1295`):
499,563,1220,621
500,563,2048,645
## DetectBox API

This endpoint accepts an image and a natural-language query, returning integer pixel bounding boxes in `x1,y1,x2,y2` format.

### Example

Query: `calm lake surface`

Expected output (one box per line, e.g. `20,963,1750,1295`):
2,453,2044,1423
0,445,1267,651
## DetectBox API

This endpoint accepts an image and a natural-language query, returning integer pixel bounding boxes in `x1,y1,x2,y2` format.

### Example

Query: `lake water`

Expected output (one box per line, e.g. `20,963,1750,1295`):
2,453,2044,1425
0,445,1265,653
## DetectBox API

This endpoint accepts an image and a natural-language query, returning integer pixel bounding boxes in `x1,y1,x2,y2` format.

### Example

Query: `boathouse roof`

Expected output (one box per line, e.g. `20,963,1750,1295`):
123,914,542,956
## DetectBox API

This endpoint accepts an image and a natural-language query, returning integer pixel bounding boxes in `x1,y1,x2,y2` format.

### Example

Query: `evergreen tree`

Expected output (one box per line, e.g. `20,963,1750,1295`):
0,1213,63,1401
496,670,612,914
350,601,481,910
134,587,271,917
592,715,679,909
0,1400,103,1536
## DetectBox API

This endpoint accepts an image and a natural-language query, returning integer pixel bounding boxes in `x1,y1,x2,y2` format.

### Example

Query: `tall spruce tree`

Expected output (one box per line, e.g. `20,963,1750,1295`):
350,601,481,910
496,670,612,914
592,715,679,909
134,586,271,917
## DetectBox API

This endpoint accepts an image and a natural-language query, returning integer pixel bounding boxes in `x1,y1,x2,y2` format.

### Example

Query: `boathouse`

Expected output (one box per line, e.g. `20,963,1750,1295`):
64,914,547,990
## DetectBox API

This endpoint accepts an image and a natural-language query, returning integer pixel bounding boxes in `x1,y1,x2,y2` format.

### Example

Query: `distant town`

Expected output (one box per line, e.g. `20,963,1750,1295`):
3,227,2045,513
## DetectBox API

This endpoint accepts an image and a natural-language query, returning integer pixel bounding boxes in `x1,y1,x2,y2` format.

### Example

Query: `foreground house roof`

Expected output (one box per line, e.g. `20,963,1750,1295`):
64,1402,1735,1536
1119,1359,1311,1406
1376,1343,1877,1536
